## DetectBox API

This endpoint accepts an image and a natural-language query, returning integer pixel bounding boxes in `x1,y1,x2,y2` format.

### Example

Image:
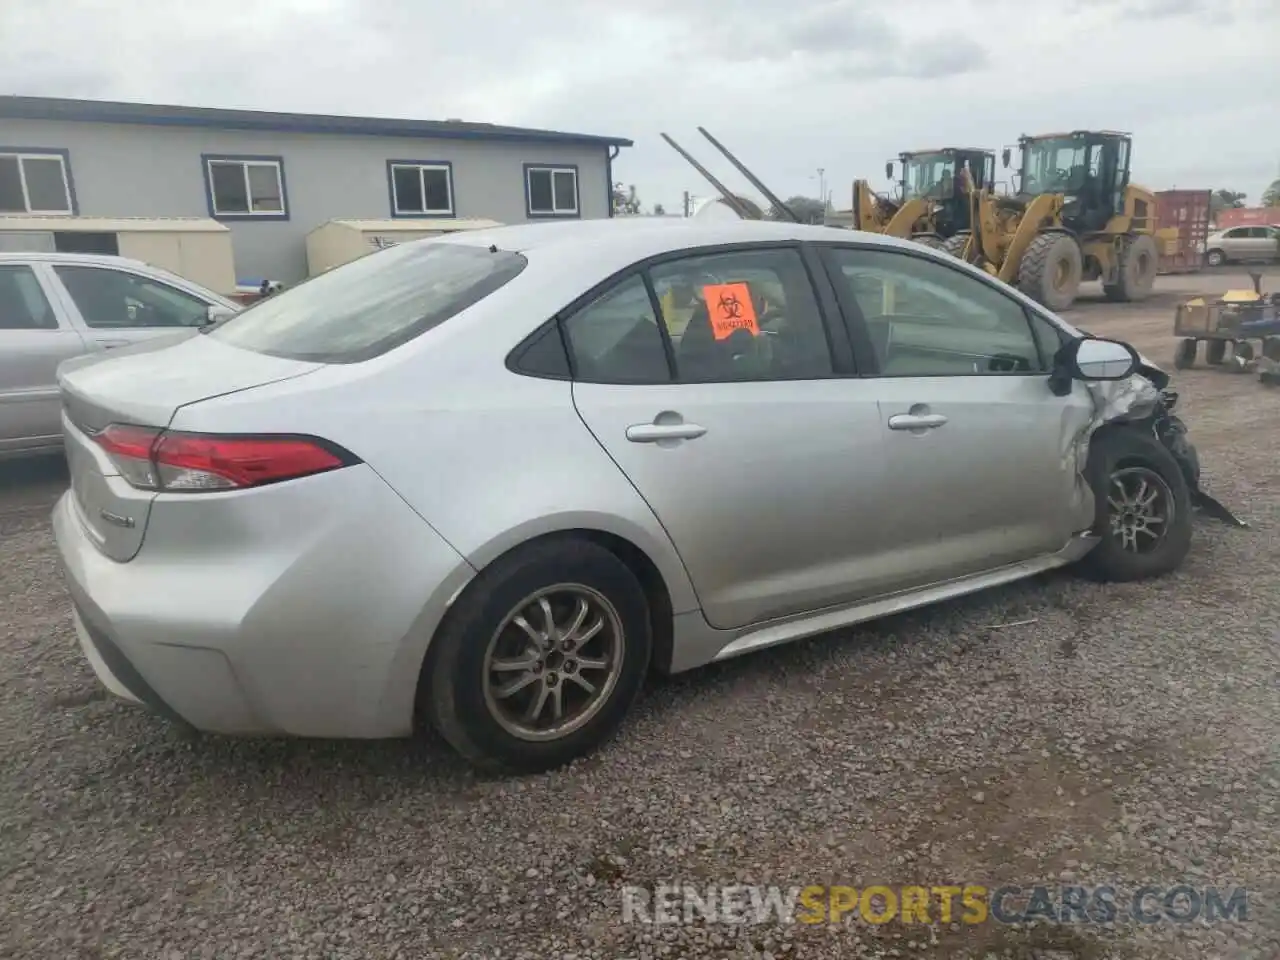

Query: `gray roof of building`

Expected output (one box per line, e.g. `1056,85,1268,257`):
0,96,634,148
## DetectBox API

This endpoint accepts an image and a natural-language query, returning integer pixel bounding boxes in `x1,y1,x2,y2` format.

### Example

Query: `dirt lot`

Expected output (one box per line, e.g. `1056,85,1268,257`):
2,269,1279,960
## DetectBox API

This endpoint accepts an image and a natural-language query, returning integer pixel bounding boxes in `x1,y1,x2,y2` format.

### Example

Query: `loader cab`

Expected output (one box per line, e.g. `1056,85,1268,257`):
891,148,994,236
1015,130,1132,232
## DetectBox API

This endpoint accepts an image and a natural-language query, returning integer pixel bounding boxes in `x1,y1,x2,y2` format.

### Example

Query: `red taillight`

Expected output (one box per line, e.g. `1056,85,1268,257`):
93,425,354,492
95,424,162,489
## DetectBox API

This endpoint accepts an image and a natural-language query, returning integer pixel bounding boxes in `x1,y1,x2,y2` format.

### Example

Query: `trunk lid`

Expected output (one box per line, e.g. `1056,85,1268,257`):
59,334,322,561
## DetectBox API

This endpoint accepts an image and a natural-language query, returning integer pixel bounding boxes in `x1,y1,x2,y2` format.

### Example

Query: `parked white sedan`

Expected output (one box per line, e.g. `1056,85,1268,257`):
0,252,239,460
52,219,1209,773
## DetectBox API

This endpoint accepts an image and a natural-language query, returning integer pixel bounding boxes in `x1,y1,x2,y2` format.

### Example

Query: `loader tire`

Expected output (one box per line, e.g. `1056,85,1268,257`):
1103,234,1159,303
943,232,971,260
1017,232,1082,311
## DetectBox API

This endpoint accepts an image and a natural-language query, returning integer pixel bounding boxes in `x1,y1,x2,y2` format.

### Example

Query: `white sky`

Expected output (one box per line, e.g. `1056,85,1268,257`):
3,0,1278,211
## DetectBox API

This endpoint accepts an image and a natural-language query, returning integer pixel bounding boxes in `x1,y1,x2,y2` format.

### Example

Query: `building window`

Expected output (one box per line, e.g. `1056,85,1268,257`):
525,165,579,217
0,149,74,214
388,161,454,217
203,155,287,218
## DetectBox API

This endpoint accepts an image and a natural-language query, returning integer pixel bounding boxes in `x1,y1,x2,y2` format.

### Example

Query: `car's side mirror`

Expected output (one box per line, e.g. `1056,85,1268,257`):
885,161,894,180
1001,148,1011,169
1068,337,1138,381
203,304,237,326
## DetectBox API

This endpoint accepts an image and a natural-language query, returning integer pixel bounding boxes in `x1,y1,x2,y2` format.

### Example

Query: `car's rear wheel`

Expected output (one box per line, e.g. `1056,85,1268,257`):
1077,428,1193,582
422,537,651,773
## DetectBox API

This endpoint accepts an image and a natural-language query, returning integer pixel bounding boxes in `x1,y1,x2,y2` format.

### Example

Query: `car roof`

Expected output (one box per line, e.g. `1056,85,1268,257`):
0,250,239,307
0,250,151,269
434,216,927,262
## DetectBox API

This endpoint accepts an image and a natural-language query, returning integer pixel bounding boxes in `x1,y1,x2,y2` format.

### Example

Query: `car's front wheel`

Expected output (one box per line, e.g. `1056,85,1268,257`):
422,537,652,773
1077,427,1193,582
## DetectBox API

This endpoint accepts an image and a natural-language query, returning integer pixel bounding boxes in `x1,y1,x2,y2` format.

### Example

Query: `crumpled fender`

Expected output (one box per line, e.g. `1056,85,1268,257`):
1072,351,1246,528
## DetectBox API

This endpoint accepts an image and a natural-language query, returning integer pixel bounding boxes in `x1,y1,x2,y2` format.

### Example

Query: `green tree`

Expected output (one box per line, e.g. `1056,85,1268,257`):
769,195,826,224
652,202,666,216
1262,180,1280,208
1209,189,1247,218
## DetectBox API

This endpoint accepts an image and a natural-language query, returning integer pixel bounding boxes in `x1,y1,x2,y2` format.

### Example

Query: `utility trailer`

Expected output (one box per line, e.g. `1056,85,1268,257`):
1172,272,1280,382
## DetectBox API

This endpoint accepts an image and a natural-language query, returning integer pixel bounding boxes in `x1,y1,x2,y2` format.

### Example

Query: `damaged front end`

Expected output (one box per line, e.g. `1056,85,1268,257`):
1080,353,1246,528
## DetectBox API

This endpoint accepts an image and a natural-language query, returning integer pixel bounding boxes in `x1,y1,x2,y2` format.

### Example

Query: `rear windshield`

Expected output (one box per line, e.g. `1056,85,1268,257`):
209,240,528,363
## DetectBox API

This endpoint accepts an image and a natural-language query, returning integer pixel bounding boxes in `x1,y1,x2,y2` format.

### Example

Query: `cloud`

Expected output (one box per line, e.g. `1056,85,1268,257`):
675,1,987,81
764,2,897,55
0,0,1277,211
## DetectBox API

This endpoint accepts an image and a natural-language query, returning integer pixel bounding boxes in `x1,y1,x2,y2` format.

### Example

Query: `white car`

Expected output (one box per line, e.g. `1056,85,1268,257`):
0,252,239,460
1204,225,1280,267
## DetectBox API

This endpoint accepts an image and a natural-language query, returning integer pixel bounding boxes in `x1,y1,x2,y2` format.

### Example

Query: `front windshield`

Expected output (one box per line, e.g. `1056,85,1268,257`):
902,154,955,201
1020,137,1088,195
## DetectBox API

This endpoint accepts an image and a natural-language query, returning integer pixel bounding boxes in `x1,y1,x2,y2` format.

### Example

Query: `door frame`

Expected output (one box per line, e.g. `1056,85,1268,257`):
808,239,1077,378
506,240,863,386
37,261,223,338
0,260,89,452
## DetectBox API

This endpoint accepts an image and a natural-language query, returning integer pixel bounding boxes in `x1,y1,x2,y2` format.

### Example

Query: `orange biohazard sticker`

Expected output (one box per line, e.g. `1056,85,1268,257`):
702,282,759,341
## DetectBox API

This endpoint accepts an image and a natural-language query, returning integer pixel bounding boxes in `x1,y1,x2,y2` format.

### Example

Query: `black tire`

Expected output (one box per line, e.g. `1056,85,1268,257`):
1205,339,1227,365
1017,232,1083,311
1263,337,1280,362
1076,427,1193,583
421,537,652,773
1102,234,1160,303
1205,249,1226,268
1173,338,1197,369
942,232,971,259
1233,340,1255,362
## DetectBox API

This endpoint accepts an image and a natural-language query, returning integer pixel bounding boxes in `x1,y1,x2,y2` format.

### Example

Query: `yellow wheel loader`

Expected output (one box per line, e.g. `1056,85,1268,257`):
949,130,1172,311
860,148,998,248
853,148,995,247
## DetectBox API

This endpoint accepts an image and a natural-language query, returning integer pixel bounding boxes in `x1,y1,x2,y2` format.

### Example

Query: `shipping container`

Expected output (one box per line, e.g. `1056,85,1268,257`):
1155,189,1212,274
1213,206,1280,230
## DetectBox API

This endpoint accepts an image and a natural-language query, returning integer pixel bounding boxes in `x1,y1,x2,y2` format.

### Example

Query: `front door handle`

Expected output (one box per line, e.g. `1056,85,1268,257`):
888,413,948,431
626,422,707,443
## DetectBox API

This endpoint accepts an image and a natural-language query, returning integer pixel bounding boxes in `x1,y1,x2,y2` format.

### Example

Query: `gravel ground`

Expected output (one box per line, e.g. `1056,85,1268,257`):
3,274,1279,959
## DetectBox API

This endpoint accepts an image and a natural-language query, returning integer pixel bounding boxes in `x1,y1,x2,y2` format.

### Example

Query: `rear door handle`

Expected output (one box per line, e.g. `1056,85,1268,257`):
626,422,707,443
888,413,948,431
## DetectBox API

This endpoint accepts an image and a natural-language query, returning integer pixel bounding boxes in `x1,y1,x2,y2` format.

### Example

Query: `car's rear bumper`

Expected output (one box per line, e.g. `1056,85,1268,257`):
52,463,477,738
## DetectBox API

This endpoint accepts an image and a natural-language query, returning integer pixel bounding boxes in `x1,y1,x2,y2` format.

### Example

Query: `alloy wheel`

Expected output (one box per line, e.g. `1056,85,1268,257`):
1107,466,1174,554
482,585,625,742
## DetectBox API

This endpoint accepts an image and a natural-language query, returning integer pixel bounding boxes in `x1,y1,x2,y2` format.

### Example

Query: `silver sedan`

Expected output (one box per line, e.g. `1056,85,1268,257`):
52,218,1202,772
0,251,239,461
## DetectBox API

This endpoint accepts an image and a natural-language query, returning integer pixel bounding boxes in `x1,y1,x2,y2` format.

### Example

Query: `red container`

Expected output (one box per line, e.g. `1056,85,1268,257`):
1214,206,1280,230
1155,189,1212,274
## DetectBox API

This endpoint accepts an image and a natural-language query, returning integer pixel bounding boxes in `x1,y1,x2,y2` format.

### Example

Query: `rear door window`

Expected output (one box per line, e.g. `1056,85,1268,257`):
210,241,528,363
649,247,834,382
561,274,671,384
